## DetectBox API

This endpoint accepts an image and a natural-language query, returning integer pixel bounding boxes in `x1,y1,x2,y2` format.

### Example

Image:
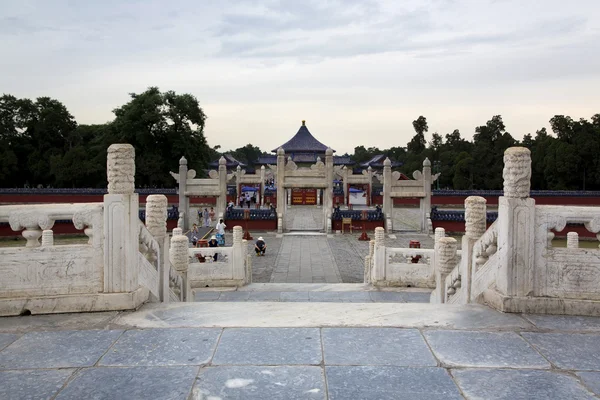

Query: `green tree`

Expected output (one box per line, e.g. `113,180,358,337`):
407,116,428,154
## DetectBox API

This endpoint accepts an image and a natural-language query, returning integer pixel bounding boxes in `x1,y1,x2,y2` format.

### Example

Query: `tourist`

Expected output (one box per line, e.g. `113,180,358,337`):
215,218,226,246
202,208,210,227
191,223,199,246
239,194,245,208
255,236,266,256
208,235,219,261
209,207,215,226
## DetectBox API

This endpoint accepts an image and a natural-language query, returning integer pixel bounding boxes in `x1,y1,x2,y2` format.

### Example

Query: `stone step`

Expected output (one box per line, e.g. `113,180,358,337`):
113,302,532,330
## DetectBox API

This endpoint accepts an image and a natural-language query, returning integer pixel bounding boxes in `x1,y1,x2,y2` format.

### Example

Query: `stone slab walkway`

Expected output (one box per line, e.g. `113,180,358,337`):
285,205,323,231
2,306,600,399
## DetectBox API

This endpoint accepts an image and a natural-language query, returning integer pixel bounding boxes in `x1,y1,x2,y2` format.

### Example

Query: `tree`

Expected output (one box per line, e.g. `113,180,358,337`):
407,116,428,154
109,87,210,187
230,144,265,166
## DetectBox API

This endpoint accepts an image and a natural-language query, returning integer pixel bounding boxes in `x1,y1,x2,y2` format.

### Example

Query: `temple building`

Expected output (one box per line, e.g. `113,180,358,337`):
256,121,354,167
208,154,246,172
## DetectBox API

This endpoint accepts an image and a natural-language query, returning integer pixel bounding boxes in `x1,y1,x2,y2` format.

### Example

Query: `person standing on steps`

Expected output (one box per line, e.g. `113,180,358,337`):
215,218,226,246
209,207,216,226
202,208,210,227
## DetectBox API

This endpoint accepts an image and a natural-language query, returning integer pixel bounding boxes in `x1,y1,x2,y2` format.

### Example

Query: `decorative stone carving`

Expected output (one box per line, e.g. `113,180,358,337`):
9,211,55,247
177,212,185,228
502,147,531,199
107,144,135,194
41,230,54,247
447,276,461,295
374,227,385,247
187,169,196,179
233,226,243,245
567,232,579,249
412,170,423,181
146,195,168,239
208,170,219,179
311,157,325,170
473,221,498,268
170,235,189,273
465,196,487,239
546,215,567,246
72,208,102,245
435,227,445,243
172,227,183,236
437,237,458,275
285,157,298,171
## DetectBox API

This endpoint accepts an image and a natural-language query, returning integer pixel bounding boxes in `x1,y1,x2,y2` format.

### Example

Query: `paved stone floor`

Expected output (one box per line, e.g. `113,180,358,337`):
1,306,600,399
242,232,434,283
285,205,323,231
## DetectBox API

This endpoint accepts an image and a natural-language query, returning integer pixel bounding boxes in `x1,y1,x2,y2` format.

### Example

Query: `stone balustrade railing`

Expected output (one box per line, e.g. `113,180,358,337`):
0,203,104,247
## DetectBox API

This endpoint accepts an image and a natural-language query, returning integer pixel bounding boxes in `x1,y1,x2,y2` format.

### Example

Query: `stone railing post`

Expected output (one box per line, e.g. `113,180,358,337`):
232,226,245,282
260,165,266,205
364,239,375,284
371,227,386,283
431,228,445,303
497,147,535,298
421,158,432,233
170,233,191,301
218,156,227,222
41,230,54,247
567,232,579,249
382,158,392,232
462,196,486,303
324,148,334,232
178,156,189,231
104,144,139,293
146,194,168,302
437,237,458,303
276,148,285,232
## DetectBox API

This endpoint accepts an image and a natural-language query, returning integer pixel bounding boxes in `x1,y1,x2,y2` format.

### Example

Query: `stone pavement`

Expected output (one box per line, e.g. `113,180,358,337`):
244,232,434,283
285,205,323,231
1,305,600,399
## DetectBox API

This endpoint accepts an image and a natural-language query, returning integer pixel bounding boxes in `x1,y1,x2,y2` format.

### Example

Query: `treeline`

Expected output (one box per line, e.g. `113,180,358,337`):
0,87,215,188
352,114,600,190
1,87,598,190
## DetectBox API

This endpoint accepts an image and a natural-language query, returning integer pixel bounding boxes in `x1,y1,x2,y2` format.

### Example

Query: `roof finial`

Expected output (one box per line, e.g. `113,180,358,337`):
302,120,306,126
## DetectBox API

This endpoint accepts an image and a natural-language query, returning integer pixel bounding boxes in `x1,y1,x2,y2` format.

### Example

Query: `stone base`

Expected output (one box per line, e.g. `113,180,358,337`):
0,287,150,317
483,289,600,317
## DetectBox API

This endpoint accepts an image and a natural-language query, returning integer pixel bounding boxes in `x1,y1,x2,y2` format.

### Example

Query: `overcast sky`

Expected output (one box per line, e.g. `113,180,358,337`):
1,0,599,154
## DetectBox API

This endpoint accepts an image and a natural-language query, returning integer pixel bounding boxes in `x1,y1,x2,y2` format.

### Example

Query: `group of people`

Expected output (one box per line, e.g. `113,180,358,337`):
191,218,227,248
239,192,258,208
198,207,216,227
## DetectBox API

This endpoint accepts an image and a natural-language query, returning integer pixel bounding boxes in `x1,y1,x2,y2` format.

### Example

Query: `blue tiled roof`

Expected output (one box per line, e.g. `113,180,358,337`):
333,156,354,165
272,121,334,153
208,154,246,168
255,154,354,166
359,154,403,168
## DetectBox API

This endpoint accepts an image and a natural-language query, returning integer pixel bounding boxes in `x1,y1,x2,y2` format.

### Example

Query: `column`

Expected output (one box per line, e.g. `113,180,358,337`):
260,165,265,205
276,148,285,232
567,232,579,249
104,143,139,293
232,226,245,281
218,156,227,221
463,196,486,303
324,148,334,232
146,194,169,302
170,232,191,302
371,227,386,283
496,147,535,297
342,166,348,205
382,158,392,232
367,166,373,207
437,237,458,303
178,156,189,231
421,158,432,233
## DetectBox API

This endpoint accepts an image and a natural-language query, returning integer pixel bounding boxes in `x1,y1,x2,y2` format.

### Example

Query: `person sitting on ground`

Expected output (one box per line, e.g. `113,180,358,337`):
208,235,219,261
255,236,266,256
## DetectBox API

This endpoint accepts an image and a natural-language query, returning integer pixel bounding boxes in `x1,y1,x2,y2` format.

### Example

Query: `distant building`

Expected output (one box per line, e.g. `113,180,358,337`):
208,154,246,172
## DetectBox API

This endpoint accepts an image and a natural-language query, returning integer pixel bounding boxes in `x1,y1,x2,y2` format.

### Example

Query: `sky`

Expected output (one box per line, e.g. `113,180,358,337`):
1,0,599,155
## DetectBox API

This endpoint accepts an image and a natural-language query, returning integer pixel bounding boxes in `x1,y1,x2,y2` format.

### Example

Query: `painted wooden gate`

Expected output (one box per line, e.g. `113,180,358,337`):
292,188,317,205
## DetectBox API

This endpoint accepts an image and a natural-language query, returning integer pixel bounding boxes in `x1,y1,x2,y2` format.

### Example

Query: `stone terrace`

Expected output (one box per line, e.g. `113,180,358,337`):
1,304,600,399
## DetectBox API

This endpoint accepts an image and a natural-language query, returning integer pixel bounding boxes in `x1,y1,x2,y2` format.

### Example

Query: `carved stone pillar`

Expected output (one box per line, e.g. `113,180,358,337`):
367,166,373,206
260,165,266,205
170,234,190,301
276,148,285,232
104,144,139,293
497,147,535,297
342,166,348,205
9,211,55,247
462,196,487,303
436,237,458,303
324,148,334,232
420,158,432,233
218,156,227,223
147,194,168,302
382,158,392,232
232,226,245,281
371,227,386,283
178,156,189,231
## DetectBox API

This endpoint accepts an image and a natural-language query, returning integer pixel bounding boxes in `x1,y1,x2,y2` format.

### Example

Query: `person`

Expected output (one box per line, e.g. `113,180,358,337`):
239,194,245,208
202,208,210,227
209,207,216,226
208,235,219,261
190,223,200,246
215,218,226,246
255,236,266,256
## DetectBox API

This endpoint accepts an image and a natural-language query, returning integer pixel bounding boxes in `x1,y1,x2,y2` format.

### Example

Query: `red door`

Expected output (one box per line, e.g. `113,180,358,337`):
292,188,317,205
